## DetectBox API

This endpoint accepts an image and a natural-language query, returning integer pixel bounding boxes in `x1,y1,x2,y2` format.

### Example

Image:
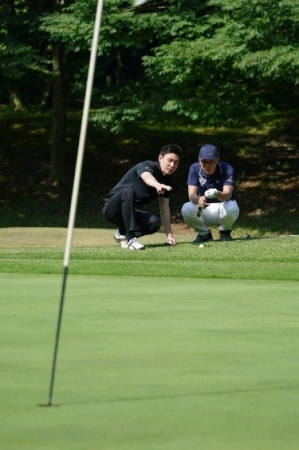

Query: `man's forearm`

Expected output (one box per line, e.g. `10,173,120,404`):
215,190,232,201
190,193,200,204
205,188,233,201
141,172,159,188
160,208,173,236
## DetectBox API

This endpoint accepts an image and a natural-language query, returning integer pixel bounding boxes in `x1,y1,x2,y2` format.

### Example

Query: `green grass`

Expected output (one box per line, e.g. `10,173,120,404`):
0,234,299,280
1,273,299,450
1,231,299,449
1,105,299,448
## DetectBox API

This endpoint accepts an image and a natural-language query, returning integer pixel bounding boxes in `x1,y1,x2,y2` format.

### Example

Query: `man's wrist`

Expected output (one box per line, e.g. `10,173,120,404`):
190,196,199,204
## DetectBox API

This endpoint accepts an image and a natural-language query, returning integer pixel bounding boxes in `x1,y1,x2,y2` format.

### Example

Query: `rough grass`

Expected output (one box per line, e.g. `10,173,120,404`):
0,228,298,281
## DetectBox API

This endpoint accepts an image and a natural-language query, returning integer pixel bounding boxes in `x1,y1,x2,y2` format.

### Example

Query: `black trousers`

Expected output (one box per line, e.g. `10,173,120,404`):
102,187,161,240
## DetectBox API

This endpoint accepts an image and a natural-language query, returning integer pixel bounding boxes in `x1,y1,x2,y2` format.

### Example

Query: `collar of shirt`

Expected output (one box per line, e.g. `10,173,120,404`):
199,163,222,180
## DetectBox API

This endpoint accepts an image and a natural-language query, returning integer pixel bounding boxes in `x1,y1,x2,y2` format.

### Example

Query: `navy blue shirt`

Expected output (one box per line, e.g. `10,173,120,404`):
187,161,238,203
107,160,172,207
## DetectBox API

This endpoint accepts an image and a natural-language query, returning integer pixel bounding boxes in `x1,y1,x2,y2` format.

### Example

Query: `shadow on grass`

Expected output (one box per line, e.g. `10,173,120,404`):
60,384,299,408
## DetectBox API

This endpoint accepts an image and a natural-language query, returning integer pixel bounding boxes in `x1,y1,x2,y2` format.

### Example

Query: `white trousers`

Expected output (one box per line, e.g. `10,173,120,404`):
181,200,239,234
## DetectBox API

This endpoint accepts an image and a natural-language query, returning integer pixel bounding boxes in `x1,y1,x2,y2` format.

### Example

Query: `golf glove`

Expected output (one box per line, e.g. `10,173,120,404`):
205,188,218,199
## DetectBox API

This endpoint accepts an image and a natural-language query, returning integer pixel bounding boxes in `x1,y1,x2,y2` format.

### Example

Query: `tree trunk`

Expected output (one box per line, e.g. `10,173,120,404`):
50,41,67,185
4,0,24,109
9,90,24,109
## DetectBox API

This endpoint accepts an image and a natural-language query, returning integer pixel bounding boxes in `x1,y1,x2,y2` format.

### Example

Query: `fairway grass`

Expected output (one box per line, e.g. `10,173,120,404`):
0,227,299,281
1,274,299,450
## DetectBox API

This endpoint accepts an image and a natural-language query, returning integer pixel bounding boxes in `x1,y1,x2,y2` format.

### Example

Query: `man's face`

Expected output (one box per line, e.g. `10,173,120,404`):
159,153,180,175
199,158,219,176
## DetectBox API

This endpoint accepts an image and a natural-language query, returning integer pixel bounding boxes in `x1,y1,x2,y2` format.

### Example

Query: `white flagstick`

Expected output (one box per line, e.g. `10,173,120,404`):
47,0,104,407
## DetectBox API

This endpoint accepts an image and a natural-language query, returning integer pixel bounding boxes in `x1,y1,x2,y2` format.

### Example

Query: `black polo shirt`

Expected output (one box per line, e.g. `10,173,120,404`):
107,160,172,207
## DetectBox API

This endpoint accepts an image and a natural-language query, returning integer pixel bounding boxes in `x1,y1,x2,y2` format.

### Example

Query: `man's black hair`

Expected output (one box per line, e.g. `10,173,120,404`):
160,144,182,159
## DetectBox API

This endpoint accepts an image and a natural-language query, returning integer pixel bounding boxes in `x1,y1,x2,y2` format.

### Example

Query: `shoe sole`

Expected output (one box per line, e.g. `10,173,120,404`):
192,237,213,244
128,245,145,250
128,248,145,250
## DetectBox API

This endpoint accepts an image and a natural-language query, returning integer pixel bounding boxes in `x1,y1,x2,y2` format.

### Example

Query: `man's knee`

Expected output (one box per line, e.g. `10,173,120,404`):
226,200,239,214
181,202,189,216
121,187,135,202
220,201,239,221
149,214,161,233
181,202,195,221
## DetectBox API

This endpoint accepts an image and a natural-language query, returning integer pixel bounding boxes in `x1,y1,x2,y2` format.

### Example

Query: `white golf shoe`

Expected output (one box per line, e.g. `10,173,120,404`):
113,231,126,243
127,238,145,250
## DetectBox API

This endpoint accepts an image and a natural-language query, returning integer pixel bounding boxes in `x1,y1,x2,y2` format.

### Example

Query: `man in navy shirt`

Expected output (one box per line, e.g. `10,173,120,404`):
181,144,239,242
102,144,182,250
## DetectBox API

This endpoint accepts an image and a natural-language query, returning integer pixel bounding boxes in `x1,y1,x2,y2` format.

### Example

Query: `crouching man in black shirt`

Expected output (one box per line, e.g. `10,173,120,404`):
102,144,182,250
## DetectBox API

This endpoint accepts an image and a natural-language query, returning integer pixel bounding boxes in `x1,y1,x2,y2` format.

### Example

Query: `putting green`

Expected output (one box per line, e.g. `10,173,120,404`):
1,274,299,450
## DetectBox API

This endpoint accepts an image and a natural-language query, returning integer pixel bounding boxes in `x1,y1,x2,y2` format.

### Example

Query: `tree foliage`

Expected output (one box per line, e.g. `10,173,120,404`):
1,0,299,133
89,0,299,131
